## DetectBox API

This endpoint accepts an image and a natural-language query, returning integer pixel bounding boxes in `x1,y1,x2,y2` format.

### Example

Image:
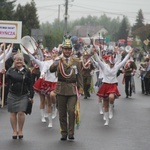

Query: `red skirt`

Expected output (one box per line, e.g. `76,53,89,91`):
97,83,121,98
33,78,56,95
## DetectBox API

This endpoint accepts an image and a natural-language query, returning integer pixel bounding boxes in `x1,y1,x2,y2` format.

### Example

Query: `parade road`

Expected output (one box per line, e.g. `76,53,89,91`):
0,74,150,150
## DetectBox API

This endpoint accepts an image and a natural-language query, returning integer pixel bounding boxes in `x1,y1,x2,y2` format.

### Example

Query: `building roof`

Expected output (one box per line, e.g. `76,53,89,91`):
74,25,107,37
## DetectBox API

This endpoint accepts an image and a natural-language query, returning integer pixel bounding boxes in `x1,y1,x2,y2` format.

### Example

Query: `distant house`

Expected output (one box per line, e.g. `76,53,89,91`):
73,25,108,38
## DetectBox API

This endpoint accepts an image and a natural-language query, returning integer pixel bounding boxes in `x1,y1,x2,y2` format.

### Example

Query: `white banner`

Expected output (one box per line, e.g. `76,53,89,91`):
0,20,22,44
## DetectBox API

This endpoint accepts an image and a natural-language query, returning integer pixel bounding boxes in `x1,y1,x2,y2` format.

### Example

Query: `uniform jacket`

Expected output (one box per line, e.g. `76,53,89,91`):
124,60,137,76
81,63,95,77
50,56,83,96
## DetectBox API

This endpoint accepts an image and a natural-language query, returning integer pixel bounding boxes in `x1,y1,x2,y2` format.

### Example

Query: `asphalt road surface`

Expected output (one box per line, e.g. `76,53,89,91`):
0,74,150,150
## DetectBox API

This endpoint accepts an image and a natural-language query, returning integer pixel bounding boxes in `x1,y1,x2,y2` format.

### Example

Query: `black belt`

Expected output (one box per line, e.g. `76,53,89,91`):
58,79,76,83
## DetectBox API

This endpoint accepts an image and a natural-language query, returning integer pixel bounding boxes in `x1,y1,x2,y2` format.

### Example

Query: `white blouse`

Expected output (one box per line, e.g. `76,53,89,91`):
29,54,57,82
94,53,130,83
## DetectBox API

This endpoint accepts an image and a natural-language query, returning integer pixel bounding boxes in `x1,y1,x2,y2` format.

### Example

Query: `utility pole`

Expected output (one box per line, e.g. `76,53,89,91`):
64,0,68,34
58,4,60,22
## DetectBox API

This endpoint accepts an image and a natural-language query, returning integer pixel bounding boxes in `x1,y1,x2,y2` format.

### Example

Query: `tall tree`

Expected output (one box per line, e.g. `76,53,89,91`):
41,19,64,50
117,16,129,44
132,9,145,31
14,0,40,36
131,9,146,44
0,0,16,20
98,14,121,41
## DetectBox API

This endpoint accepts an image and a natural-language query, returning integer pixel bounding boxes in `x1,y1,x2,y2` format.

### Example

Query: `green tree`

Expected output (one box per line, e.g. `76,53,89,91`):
70,14,122,41
40,19,64,50
98,14,121,41
0,0,16,20
41,14,125,48
133,24,150,43
132,9,147,43
132,9,145,31
117,16,129,44
14,0,40,36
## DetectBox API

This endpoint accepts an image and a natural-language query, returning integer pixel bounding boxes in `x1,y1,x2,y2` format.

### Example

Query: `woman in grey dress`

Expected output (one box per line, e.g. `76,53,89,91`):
6,53,34,139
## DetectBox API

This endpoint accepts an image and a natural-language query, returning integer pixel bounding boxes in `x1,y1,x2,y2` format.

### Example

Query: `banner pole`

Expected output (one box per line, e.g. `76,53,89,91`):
1,43,6,108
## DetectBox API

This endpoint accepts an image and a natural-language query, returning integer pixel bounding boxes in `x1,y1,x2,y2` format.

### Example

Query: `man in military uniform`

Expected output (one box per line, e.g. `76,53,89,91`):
123,57,137,98
81,50,95,99
50,35,83,141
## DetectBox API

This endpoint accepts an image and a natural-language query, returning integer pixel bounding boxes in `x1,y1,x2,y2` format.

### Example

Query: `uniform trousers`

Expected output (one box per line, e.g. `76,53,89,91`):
57,95,77,136
83,76,91,97
144,77,150,94
125,75,132,97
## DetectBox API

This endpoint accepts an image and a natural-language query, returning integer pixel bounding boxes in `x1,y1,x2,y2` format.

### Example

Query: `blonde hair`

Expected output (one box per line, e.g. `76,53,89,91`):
12,53,26,68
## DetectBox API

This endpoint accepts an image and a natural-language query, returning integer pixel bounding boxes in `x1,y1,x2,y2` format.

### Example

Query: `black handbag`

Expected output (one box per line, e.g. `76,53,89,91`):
25,100,33,115
20,69,33,115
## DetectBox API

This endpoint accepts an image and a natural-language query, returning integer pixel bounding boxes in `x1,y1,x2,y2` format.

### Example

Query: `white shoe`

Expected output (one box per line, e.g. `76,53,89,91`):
48,113,52,127
41,117,46,123
103,114,106,120
52,109,57,119
48,122,52,128
52,114,56,119
99,103,104,115
109,112,113,119
104,120,109,126
100,109,104,115
104,112,109,126
40,109,46,122
52,105,57,119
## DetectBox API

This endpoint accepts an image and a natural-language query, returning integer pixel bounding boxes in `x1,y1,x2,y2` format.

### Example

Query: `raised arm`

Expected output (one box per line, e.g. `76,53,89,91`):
5,45,13,61
37,48,44,61
28,53,42,67
0,44,13,61
94,52,105,70
117,48,133,69
115,53,122,65
0,43,4,53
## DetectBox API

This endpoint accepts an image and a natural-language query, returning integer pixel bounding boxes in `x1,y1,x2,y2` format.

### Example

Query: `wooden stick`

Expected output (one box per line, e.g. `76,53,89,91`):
1,43,6,108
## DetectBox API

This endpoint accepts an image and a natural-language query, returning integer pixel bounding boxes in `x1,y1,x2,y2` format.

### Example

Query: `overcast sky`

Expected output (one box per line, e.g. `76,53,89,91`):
15,0,150,25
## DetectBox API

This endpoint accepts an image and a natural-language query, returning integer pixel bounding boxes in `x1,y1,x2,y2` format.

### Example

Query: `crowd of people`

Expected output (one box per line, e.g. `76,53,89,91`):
0,35,150,141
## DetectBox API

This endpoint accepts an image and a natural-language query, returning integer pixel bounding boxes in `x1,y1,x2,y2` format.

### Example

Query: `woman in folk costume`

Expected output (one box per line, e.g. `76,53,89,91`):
97,54,110,115
93,47,122,116
93,47,133,126
28,50,57,127
91,54,104,115
50,47,60,118
38,50,58,126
